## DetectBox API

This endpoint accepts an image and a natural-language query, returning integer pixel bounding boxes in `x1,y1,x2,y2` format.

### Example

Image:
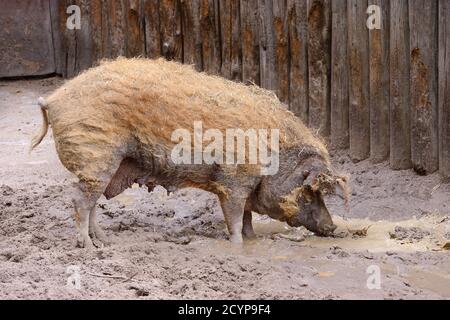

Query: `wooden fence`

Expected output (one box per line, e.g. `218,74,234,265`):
1,0,449,178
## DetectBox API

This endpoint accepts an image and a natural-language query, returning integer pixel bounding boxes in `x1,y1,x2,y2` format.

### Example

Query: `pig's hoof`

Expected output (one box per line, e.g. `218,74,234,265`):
242,230,257,240
77,236,95,250
229,234,244,244
92,238,107,249
89,234,110,248
89,226,110,246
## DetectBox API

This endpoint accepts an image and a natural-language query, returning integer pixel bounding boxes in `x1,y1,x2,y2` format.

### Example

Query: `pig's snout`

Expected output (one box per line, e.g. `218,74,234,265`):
316,223,337,237
286,214,337,236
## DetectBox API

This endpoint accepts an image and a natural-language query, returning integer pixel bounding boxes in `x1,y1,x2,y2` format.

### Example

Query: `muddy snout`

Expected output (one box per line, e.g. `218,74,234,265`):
287,214,337,236
315,222,337,237
286,189,337,236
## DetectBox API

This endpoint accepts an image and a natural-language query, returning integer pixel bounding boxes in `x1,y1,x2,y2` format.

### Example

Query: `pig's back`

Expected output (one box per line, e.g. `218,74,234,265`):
45,58,327,157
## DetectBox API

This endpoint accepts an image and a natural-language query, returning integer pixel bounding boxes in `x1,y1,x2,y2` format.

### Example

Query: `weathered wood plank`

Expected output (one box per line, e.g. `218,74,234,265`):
49,0,64,75
308,0,331,137
123,0,145,57
106,0,126,59
143,0,161,59
240,0,260,85
181,0,201,69
258,0,276,91
229,0,242,81
219,0,232,78
159,0,182,61
409,0,439,175
100,0,110,59
76,0,95,72
0,0,56,77
438,0,450,179
369,0,390,163
200,0,221,74
330,0,349,149
273,0,289,103
348,0,370,161
58,0,79,78
56,0,67,77
389,0,411,169
288,0,309,123
85,0,101,68
219,0,243,80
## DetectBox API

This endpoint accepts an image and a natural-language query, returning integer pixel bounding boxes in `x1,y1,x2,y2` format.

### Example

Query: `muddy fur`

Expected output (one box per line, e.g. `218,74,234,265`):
31,57,348,245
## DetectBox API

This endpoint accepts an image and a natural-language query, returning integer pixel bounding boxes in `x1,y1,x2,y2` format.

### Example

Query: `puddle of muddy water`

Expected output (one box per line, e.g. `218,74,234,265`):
326,216,448,253
251,214,449,253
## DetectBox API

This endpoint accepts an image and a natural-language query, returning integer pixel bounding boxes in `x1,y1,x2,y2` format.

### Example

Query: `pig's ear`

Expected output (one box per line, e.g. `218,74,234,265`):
333,175,350,206
302,169,324,192
302,169,319,187
279,169,310,193
303,169,350,200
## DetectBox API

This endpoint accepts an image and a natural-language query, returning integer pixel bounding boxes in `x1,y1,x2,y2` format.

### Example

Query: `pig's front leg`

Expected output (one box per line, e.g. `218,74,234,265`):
220,195,247,244
242,211,256,239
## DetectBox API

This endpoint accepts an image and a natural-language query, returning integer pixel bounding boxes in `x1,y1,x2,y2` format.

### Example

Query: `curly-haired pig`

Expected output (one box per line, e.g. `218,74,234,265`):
31,58,349,248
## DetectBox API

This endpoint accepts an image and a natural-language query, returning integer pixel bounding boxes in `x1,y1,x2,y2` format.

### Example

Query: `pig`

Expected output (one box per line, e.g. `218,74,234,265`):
31,57,349,248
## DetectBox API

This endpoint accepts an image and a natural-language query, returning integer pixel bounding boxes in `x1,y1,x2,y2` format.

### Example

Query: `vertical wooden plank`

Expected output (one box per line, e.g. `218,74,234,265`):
123,0,145,57
219,0,232,77
219,0,243,80
76,0,94,72
159,0,182,61
288,0,309,123
86,0,103,67
230,0,242,81
438,0,450,179
308,0,331,137
409,0,439,175
50,0,64,75
348,0,370,161
181,0,201,69
369,0,390,162
100,0,111,59
330,0,349,149
240,0,260,85
107,0,126,59
258,0,276,91
59,0,79,77
272,0,289,103
389,0,411,169
143,0,161,59
200,0,221,74
60,0,90,75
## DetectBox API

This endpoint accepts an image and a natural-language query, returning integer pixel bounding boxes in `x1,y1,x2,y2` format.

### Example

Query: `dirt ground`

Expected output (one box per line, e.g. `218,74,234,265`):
0,78,449,300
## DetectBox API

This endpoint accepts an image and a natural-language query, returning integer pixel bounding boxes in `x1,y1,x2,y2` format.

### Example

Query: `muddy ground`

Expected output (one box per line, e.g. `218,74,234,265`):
0,78,449,299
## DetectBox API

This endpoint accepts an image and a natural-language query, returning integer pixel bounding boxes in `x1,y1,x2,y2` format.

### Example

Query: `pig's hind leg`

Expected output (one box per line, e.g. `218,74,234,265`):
72,158,127,248
89,158,149,246
89,205,109,246
72,184,104,249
